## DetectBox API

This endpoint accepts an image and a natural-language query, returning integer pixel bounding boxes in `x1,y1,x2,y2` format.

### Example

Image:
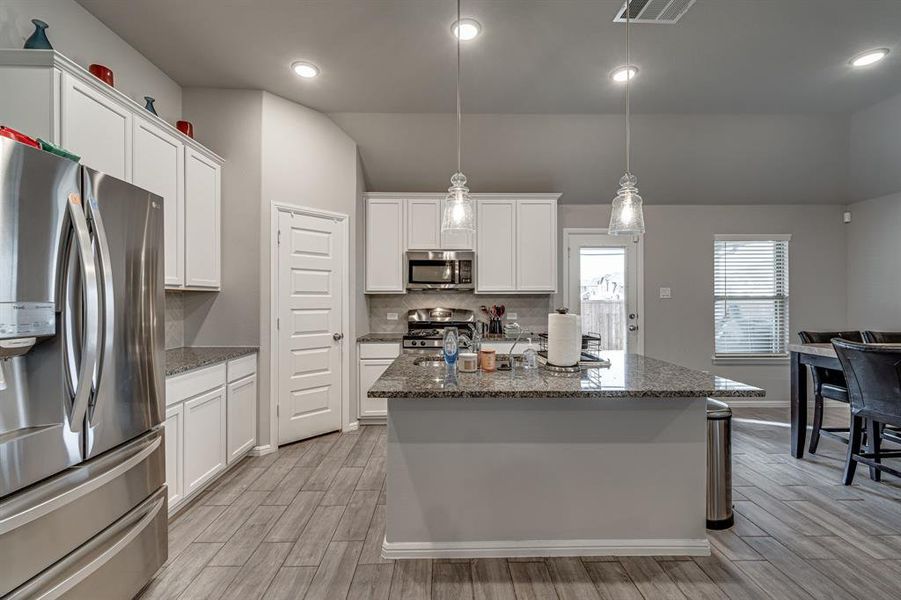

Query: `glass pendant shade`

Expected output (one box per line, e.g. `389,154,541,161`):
608,173,646,235
442,171,475,232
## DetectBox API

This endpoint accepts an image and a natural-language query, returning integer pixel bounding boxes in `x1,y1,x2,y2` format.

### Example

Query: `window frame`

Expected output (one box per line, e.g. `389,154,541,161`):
712,234,791,365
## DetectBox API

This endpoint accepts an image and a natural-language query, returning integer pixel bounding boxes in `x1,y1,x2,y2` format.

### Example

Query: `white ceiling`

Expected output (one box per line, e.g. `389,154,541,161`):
77,0,901,115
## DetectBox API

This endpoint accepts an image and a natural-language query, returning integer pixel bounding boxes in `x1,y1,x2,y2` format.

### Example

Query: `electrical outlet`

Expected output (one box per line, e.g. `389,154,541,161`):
659,287,672,299
507,312,518,320
387,312,398,321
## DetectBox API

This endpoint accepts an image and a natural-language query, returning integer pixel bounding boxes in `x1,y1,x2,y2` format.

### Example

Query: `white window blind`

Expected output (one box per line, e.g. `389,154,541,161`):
714,236,790,358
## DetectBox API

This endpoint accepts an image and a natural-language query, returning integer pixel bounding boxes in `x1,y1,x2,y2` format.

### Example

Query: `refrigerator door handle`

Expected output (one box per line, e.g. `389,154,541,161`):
85,194,115,426
65,193,101,434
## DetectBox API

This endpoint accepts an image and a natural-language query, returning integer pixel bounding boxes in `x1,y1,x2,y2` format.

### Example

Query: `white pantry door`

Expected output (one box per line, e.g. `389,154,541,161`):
277,210,345,445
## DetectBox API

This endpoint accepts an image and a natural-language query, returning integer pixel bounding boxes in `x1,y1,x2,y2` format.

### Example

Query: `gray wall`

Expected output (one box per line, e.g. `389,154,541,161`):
332,112,850,206
259,91,363,445
556,203,848,402
846,91,901,330
845,193,901,330
0,0,182,121
180,88,263,347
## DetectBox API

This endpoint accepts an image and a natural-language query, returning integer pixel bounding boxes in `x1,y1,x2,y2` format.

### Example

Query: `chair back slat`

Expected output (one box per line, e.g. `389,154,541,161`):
832,339,901,425
862,331,901,344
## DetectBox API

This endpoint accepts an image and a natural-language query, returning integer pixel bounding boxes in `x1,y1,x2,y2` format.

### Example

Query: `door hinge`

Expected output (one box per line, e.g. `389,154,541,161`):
277,229,281,245
276,404,279,417
276,317,280,330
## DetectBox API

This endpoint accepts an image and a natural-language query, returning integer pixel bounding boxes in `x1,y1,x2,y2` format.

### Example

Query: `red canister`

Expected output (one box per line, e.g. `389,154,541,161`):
88,64,114,86
176,120,194,138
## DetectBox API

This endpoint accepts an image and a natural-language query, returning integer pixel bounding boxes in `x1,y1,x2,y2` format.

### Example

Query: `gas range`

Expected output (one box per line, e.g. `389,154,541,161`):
402,308,476,351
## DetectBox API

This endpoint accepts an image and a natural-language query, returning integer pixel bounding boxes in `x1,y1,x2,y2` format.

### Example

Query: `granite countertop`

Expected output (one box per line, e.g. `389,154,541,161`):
166,346,258,377
368,351,765,399
357,333,405,343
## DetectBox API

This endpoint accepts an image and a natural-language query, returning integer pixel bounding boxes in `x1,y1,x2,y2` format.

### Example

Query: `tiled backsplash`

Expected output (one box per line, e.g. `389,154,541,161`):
368,292,553,333
165,291,184,350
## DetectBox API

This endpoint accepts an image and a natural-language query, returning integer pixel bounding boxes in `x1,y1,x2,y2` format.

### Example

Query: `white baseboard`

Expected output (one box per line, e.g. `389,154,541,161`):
381,537,710,559
249,444,276,456
343,420,360,432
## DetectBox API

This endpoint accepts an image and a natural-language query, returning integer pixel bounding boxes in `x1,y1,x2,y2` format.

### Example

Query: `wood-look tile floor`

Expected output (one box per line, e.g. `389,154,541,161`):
139,407,901,600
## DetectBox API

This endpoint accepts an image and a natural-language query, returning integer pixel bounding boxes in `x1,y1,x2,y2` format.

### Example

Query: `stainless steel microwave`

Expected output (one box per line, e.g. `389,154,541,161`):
405,251,474,290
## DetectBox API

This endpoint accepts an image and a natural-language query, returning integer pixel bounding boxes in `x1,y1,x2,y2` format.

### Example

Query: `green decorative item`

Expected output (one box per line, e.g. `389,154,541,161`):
37,138,80,162
24,19,53,50
143,96,158,116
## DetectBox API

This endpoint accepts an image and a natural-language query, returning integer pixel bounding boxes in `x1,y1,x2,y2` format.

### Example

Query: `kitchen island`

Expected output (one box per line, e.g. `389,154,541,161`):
368,352,764,559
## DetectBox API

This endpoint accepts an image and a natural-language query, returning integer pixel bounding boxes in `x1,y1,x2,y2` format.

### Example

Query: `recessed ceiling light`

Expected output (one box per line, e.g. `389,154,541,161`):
850,48,889,68
291,61,320,78
611,65,638,83
452,18,481,41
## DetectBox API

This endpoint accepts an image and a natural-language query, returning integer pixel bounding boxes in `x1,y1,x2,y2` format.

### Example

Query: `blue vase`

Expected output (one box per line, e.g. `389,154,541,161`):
144,96,158,116
24,19,53,50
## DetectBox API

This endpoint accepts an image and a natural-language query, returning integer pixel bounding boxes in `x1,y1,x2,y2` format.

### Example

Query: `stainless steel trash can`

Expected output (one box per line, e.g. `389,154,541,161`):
706,398,733,529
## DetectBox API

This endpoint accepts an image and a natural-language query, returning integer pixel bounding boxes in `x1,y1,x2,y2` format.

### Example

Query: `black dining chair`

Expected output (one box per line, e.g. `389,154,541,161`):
862,331,901,344
798,331,863,453
832,339,901,485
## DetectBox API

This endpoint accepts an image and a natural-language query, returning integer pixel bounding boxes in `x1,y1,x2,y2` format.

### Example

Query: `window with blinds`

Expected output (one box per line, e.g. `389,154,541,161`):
714,235,790,358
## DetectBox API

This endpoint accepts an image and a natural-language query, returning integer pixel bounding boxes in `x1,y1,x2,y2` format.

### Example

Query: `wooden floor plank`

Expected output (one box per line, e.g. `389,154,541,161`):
581,561,641,600
619,557,688,600
265,490,325,543
509,561,560,600
139,542,224,600
546,557,601,600
333,489,380,541
432,561,475,600
322,466,364,506
176,565,240,600
743,537,857,600
389,558,432,600
347,563,395,600
220,542,292,600
261,566,316,600
283,504,345,567
359,504,392,565
262,466,315,506
304,540,364,600
209,504,286,566
471,558,516,600
658,559,730,600
195,491,268,543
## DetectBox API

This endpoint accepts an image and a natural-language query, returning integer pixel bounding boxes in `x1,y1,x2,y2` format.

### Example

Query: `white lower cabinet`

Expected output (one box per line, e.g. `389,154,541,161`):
358,343,401,420
183,386,227,496
227,374,257,464
165,352,257,513
164,404,184,508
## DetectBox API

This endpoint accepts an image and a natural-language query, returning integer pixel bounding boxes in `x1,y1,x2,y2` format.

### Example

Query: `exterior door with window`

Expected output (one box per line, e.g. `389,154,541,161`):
566,231,642,353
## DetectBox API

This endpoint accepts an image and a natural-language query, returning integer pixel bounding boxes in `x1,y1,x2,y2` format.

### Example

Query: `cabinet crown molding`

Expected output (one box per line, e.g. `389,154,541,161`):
0,49,224,164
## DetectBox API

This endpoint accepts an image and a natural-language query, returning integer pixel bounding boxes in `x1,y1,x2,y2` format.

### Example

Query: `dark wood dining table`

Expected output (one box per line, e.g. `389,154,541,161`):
788,342,841,458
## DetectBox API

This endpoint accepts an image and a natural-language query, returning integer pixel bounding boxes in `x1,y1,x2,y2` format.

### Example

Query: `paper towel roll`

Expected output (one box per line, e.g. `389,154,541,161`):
547,312,581,367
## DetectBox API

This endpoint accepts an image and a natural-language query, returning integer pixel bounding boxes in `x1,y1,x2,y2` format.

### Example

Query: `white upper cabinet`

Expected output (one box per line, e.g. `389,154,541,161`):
406,198,442,250
184,149,221,289
516,198,558,292
476,198,517,292
0,51,224,292
366,198,405,293
133,118,185,287
61,72,132,180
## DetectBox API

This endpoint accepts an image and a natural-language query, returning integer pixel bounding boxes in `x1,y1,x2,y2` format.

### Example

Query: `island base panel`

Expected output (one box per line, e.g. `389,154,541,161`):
384,396,709,558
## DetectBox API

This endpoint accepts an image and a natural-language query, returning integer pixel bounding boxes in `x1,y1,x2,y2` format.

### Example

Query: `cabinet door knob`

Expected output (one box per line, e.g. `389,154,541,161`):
333,333,344,341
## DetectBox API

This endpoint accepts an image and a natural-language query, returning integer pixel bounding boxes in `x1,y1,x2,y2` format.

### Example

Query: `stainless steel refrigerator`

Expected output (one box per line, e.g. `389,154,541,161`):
0,137,167,598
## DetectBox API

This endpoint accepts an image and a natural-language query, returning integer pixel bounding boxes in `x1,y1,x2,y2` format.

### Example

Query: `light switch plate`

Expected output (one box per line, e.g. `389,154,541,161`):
507,312,518,320
387,313,398,321
659,287,672,299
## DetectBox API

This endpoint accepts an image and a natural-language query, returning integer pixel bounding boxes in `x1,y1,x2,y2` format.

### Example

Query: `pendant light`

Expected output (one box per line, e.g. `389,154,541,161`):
608,0,646,236
442,0,475,233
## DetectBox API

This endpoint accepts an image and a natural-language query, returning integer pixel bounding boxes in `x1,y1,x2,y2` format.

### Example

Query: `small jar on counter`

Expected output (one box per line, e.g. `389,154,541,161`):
479,348,497,372
459,352,478,373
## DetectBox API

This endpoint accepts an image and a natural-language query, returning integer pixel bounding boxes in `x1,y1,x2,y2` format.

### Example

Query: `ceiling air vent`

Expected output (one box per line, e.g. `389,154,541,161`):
613,0,697,24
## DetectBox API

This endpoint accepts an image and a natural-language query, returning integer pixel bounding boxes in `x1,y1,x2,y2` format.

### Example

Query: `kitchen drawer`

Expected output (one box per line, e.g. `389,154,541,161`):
166,363,226,406
227,353,257,383
359,343,401,360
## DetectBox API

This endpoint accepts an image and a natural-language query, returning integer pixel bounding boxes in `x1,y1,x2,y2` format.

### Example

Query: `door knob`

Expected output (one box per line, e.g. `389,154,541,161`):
628,325,639,332
333,333,344,341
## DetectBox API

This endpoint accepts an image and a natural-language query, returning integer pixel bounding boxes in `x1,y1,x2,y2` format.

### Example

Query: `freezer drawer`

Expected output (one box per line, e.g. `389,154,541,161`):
4,486,167,600
0,429,165,596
